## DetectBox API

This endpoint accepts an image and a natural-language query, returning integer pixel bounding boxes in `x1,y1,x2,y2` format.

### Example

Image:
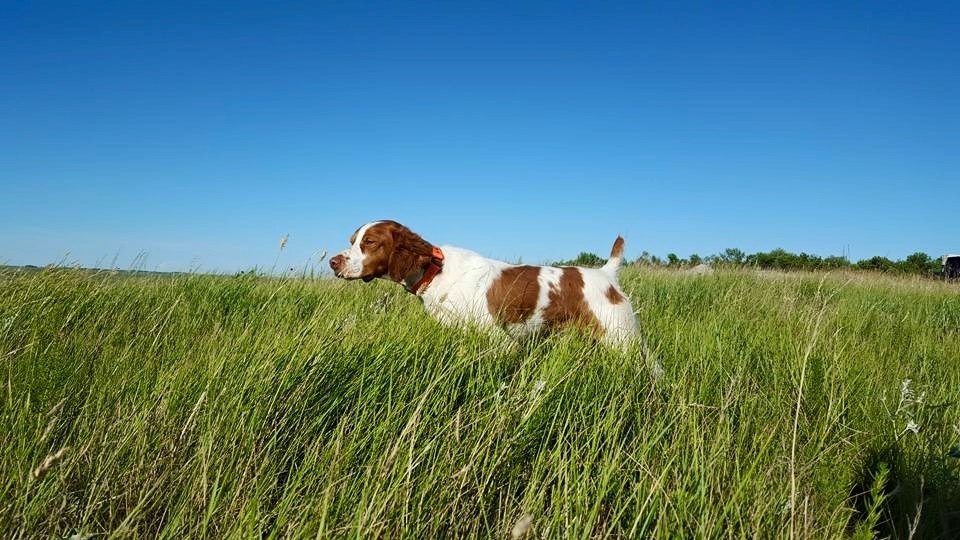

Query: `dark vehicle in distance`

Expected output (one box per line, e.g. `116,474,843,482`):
941,254,960,280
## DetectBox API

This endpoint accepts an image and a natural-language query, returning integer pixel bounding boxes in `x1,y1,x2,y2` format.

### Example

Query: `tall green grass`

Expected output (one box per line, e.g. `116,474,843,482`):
2,266,959,538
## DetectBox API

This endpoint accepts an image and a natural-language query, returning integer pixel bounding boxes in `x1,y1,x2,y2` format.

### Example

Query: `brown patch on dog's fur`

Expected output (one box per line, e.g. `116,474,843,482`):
358,221,434,283
543,267,602,335
605,285,625,304
486,266,541,325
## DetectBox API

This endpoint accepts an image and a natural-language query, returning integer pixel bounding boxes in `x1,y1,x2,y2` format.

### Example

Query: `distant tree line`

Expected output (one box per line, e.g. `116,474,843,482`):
554,248,944,276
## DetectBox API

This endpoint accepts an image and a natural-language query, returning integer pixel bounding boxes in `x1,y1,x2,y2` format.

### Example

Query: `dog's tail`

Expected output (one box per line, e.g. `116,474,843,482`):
601,236,625,277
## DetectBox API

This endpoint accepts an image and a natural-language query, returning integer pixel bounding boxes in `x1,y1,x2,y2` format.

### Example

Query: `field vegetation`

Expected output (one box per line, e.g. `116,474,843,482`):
2,265,959,537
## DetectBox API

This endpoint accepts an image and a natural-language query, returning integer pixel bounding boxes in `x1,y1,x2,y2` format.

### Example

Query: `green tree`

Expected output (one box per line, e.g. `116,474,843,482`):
898,252,938,275
856,256,896,273
822,255,851,269
554,252,605,267
720,248,746,264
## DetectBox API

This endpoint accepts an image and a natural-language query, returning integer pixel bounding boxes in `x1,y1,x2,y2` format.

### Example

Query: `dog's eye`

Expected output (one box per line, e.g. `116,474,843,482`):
364,238,375,245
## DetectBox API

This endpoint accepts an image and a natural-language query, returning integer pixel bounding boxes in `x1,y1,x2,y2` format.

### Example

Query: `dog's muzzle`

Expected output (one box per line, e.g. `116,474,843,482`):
329,254,346,276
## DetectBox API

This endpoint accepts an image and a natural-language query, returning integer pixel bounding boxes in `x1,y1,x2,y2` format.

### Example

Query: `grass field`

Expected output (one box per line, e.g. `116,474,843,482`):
2,265,960,538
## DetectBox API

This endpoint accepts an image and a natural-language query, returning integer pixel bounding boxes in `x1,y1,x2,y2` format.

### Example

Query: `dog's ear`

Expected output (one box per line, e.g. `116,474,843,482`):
386,222,433,282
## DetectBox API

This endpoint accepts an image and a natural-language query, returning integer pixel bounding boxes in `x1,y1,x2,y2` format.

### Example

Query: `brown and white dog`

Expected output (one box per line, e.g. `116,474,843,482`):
330,220,638,349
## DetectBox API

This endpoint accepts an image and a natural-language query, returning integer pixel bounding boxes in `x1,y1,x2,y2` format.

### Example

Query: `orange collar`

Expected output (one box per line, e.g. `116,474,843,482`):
408,246,444,295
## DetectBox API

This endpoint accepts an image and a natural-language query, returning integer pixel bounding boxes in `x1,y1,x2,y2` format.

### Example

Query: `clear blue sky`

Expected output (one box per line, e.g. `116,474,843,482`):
2,1,958,272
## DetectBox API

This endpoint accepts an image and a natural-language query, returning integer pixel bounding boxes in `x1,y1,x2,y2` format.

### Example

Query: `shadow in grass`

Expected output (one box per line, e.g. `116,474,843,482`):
848,444,960,539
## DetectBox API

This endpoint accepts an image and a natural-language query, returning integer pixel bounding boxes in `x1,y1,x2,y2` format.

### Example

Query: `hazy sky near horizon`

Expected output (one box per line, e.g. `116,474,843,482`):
2,1,958,272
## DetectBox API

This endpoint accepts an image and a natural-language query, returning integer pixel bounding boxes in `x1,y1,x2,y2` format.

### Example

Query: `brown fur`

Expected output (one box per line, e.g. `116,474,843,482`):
543,267,602,334
486,266,541,325
359,221,434,282
610,236,624,259
605,285,625,304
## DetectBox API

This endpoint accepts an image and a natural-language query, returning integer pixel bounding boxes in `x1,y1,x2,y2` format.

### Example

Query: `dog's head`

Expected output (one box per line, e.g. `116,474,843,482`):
329,220,433,283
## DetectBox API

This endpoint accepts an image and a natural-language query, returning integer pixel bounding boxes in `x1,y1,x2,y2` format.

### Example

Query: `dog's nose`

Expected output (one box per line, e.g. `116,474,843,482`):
330,254,344,271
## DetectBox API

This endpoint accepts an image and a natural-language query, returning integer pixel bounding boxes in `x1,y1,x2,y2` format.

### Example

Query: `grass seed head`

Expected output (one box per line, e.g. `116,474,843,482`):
32,447,69,480
511,513,533,539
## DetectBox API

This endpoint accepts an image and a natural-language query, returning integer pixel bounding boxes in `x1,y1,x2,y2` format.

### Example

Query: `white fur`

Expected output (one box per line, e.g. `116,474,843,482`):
417,246,638,350
334,221,380,279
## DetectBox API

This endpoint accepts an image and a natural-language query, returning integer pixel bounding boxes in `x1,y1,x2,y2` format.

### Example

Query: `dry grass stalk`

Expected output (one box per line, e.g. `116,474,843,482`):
32,447,69,480
511,513,533,539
